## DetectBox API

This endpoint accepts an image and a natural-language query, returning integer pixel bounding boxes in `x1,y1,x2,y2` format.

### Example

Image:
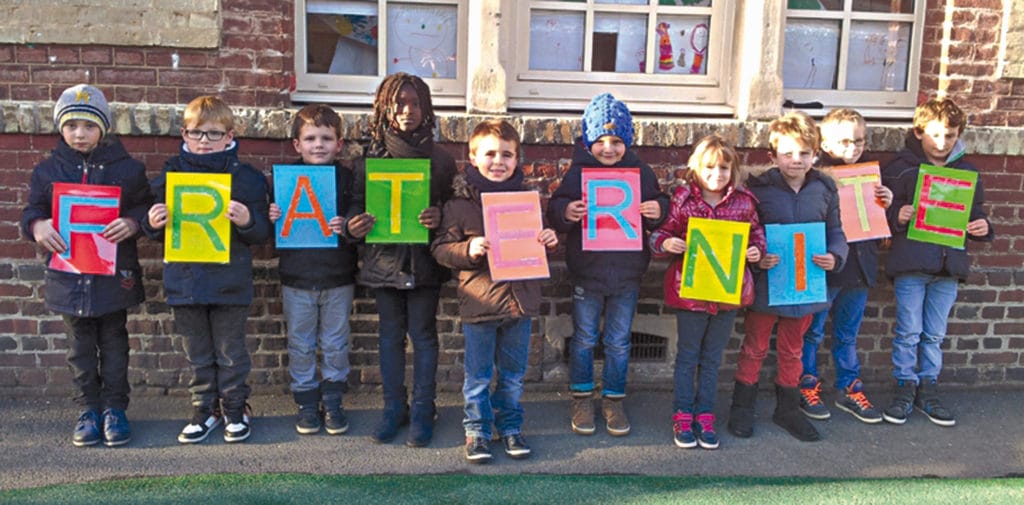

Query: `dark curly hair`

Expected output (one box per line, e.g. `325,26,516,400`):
368,72,436,142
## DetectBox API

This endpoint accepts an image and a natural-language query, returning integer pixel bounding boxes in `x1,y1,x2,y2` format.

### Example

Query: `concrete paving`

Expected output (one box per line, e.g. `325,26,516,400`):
1,389,1023,491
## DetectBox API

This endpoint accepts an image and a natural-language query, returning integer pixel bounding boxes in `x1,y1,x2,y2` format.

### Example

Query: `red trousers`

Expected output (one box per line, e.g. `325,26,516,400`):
734,311,812,388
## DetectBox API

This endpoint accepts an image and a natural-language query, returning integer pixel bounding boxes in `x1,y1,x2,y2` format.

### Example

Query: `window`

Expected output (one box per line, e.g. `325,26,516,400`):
783,0,925,117
506,0,734,114
293,0,468,106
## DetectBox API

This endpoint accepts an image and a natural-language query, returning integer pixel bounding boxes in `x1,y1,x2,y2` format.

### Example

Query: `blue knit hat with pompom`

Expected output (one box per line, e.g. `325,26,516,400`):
582,93,634,149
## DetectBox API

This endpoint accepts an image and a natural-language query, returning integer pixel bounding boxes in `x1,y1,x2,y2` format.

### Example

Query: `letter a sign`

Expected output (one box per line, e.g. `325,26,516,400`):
581,168,642,251
273,165,338,249
165,172,232,263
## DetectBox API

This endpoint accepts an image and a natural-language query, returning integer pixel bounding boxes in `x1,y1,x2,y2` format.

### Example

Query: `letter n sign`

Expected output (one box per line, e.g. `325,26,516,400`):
49,183,121,276
679,217,750,305
581,168,642,251
165,172,232,264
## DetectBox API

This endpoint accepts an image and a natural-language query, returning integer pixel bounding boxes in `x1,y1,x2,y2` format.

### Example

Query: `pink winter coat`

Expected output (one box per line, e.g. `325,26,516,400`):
649,181,766,314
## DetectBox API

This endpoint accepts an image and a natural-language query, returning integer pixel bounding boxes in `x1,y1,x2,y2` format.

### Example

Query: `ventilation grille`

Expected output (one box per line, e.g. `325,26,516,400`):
562,332,667,363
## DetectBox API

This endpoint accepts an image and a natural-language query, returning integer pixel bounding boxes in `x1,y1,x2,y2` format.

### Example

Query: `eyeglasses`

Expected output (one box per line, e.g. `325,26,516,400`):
837,138,866,148
184,129,228,141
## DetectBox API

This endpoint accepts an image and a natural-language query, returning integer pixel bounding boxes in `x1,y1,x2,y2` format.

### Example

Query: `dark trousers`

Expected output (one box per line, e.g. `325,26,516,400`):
173,304,252,411
374,287,440,409
63,310,130,412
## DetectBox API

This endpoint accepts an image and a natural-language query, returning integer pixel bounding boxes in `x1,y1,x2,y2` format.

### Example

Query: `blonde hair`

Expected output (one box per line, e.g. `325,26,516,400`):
768,111,820,153
183,95,235,131
820,108,865,129
913,97,966,135
685,134,743,189
468,119,521,158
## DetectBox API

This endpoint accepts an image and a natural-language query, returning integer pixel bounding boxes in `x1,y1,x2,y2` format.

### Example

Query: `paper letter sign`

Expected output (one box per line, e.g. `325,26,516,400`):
833,162,890,243
49,183,121,276
766,222,827,306
365,159,430,244
679,217,750,305
273,165,338,249
165,172,231,264
908,164,977,249
581,168,642,251
481,191,550,282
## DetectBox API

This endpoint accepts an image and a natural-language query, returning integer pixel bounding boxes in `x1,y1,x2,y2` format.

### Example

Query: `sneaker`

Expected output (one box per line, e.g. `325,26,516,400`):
601,396,631,436
324,408,349,435
882,380,916,425
502,434,532,460
672,411,696,449
223,404,252,443
464,436,493,464
799,375,831,420
295,404,322,435
72,410,102,447
694,413,720,450
915,381,956,427
834,379,883,424
178,407,223,444
102,408,132,447
570,394,595,435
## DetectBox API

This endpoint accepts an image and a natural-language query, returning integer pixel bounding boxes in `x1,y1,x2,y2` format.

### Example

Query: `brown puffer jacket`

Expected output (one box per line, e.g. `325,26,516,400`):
430,173,545,323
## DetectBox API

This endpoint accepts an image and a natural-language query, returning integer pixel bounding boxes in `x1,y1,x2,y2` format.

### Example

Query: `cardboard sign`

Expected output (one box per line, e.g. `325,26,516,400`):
832,162,890,242
49,183,121,276
581,167,642,251
908,164,978,249
365,158,431,244
679,217,750,305
165,172,232,263
481,191,550,282
273,165,338,249
766,222,827,306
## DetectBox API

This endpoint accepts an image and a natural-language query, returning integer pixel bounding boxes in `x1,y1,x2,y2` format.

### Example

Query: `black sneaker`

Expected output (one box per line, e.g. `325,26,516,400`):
915,381,956,427
834,379,883,424
883,380,916,425
102,408,132,447
324,408,349,435
502,434,531,460
224,404,252,443
295,404,322,435
799,375,831,420
464,436,493,464
72,410,102,447
178,407,223,444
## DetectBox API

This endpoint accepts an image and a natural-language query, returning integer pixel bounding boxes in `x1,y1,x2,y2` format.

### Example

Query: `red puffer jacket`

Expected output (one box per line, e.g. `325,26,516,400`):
649,181,766,314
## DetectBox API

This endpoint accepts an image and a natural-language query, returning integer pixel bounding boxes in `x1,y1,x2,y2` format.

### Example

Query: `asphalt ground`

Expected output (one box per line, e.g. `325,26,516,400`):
1,389,1022,491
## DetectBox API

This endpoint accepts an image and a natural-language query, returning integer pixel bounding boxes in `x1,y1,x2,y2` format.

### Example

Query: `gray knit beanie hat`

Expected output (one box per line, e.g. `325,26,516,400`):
54,84,111,137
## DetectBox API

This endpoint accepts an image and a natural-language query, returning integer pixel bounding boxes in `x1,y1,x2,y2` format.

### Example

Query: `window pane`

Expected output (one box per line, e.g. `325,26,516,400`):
787,0,842,10
306,1,379,75
659,0,713,5
653,16,711,74
783,19,840,89
595,0,649,5
593,13,648,72
387,4,458,79
530,11,585,71
846,21,911,91
853,0,913,14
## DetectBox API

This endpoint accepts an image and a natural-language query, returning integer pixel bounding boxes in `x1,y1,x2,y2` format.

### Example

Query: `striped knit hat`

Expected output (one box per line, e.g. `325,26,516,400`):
54,84,111,137
582,93,634,149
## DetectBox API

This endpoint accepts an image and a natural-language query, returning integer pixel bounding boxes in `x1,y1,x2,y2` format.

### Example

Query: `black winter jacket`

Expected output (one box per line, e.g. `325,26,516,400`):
21,136,151,317
143,141,272,306
546,139,669,295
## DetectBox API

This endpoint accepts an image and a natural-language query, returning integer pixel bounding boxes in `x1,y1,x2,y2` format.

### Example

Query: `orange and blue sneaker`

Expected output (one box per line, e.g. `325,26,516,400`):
835,379,882,424
799,374,830,420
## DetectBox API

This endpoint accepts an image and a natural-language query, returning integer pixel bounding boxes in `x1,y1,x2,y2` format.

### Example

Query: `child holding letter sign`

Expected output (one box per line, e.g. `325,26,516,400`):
432,120,558,464
144,96,271,444
880,98,993,427
649,135,764,450
22,84,152,447
729,111,848,442
548,93,669,437
348,73,456,447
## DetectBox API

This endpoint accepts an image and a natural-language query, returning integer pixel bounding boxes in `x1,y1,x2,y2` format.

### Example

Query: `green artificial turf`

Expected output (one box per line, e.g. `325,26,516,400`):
3,474,1023,504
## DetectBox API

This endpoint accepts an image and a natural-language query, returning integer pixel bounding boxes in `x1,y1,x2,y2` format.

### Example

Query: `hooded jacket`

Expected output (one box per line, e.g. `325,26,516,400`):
21,136,152,317
546,138,670,294
816,151,883,289
881,132,994,280
143,141,272,306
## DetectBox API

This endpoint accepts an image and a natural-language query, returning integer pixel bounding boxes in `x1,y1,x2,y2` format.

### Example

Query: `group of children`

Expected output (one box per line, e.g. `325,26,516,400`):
22,78,992,463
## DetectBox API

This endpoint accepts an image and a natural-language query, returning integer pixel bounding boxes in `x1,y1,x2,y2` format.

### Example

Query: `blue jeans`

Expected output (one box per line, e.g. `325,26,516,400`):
374,287,440,408
892,273,958,383
673,309,736,414
568,286,639,397
801,286,868,390
462,317,532,439
283,284,355,393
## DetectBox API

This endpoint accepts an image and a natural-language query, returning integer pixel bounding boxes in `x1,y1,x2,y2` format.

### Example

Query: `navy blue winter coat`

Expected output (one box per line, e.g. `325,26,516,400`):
21,136,152,317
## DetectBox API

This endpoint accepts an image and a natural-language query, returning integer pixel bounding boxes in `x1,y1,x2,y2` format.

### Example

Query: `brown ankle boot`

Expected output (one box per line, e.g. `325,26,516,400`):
602,396,631,436
570,393,595,435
